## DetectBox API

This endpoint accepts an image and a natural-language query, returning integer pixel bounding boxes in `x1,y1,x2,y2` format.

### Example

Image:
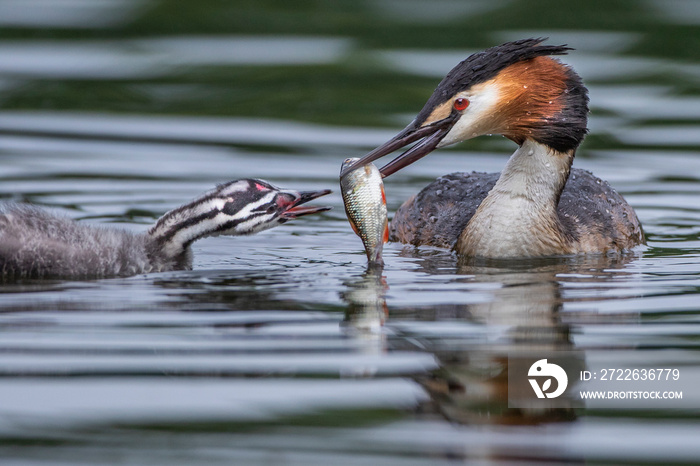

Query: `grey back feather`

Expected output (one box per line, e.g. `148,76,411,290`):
0,204,159,279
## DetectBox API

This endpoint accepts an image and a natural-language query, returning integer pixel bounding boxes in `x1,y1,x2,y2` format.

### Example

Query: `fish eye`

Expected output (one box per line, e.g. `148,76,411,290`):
454,97,470,111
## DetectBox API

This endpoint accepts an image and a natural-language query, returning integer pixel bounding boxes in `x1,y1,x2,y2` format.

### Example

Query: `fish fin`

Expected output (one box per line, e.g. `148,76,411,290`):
383,222,389,243
380,184,387,205
349,219,360,236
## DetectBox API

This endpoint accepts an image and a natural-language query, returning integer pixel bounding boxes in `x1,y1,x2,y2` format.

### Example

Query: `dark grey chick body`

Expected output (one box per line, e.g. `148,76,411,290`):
0,204,155,279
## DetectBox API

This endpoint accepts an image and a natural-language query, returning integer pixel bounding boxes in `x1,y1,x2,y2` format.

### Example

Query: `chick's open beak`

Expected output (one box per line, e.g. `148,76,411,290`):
281,189,332,219
340,113,458,179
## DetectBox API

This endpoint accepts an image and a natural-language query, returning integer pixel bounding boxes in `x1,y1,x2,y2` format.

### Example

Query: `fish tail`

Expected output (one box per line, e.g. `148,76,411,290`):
367,246,384,266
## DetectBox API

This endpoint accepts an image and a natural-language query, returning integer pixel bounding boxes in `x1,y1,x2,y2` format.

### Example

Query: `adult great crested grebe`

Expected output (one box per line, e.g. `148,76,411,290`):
0,179,330,279
342,38,644,259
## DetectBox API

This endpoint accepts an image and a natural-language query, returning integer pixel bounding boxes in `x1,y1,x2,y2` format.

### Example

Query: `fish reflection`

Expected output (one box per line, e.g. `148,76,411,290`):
341,265,388,334
340,262,390,364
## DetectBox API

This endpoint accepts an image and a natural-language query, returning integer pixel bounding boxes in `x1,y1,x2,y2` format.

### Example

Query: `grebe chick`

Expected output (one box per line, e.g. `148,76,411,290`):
0,179,330,279
342,38,644,258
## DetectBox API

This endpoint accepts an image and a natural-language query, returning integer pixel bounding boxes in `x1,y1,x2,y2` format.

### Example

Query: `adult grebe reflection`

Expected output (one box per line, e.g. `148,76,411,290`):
341,252,638,426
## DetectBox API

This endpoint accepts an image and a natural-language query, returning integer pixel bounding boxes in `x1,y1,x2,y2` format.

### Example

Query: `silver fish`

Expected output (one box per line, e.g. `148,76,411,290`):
340,157,389,264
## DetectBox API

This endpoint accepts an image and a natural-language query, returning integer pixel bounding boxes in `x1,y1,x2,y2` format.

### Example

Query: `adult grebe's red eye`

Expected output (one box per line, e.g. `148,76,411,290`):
454,97,469,111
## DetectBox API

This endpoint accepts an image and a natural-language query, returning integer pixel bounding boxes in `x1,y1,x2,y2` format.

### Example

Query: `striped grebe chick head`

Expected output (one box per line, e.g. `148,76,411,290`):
148,179,331,263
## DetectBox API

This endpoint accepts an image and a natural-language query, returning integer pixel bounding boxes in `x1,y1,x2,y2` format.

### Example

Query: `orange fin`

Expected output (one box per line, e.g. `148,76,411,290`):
349,219,360,236
383,222,389,243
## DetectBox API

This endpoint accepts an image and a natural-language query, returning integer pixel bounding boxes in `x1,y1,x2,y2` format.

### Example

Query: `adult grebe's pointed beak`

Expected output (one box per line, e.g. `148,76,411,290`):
282,189,332,219
340,114,458,179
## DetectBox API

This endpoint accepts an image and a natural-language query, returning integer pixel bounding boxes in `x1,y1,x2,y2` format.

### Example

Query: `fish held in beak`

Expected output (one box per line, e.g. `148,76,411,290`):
340,158,389,265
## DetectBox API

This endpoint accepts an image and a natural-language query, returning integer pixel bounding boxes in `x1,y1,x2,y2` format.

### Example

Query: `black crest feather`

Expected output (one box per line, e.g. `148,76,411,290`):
415,38,571,125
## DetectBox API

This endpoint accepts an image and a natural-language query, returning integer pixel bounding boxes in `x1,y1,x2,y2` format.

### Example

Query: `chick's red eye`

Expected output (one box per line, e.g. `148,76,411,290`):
454,97,469,111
